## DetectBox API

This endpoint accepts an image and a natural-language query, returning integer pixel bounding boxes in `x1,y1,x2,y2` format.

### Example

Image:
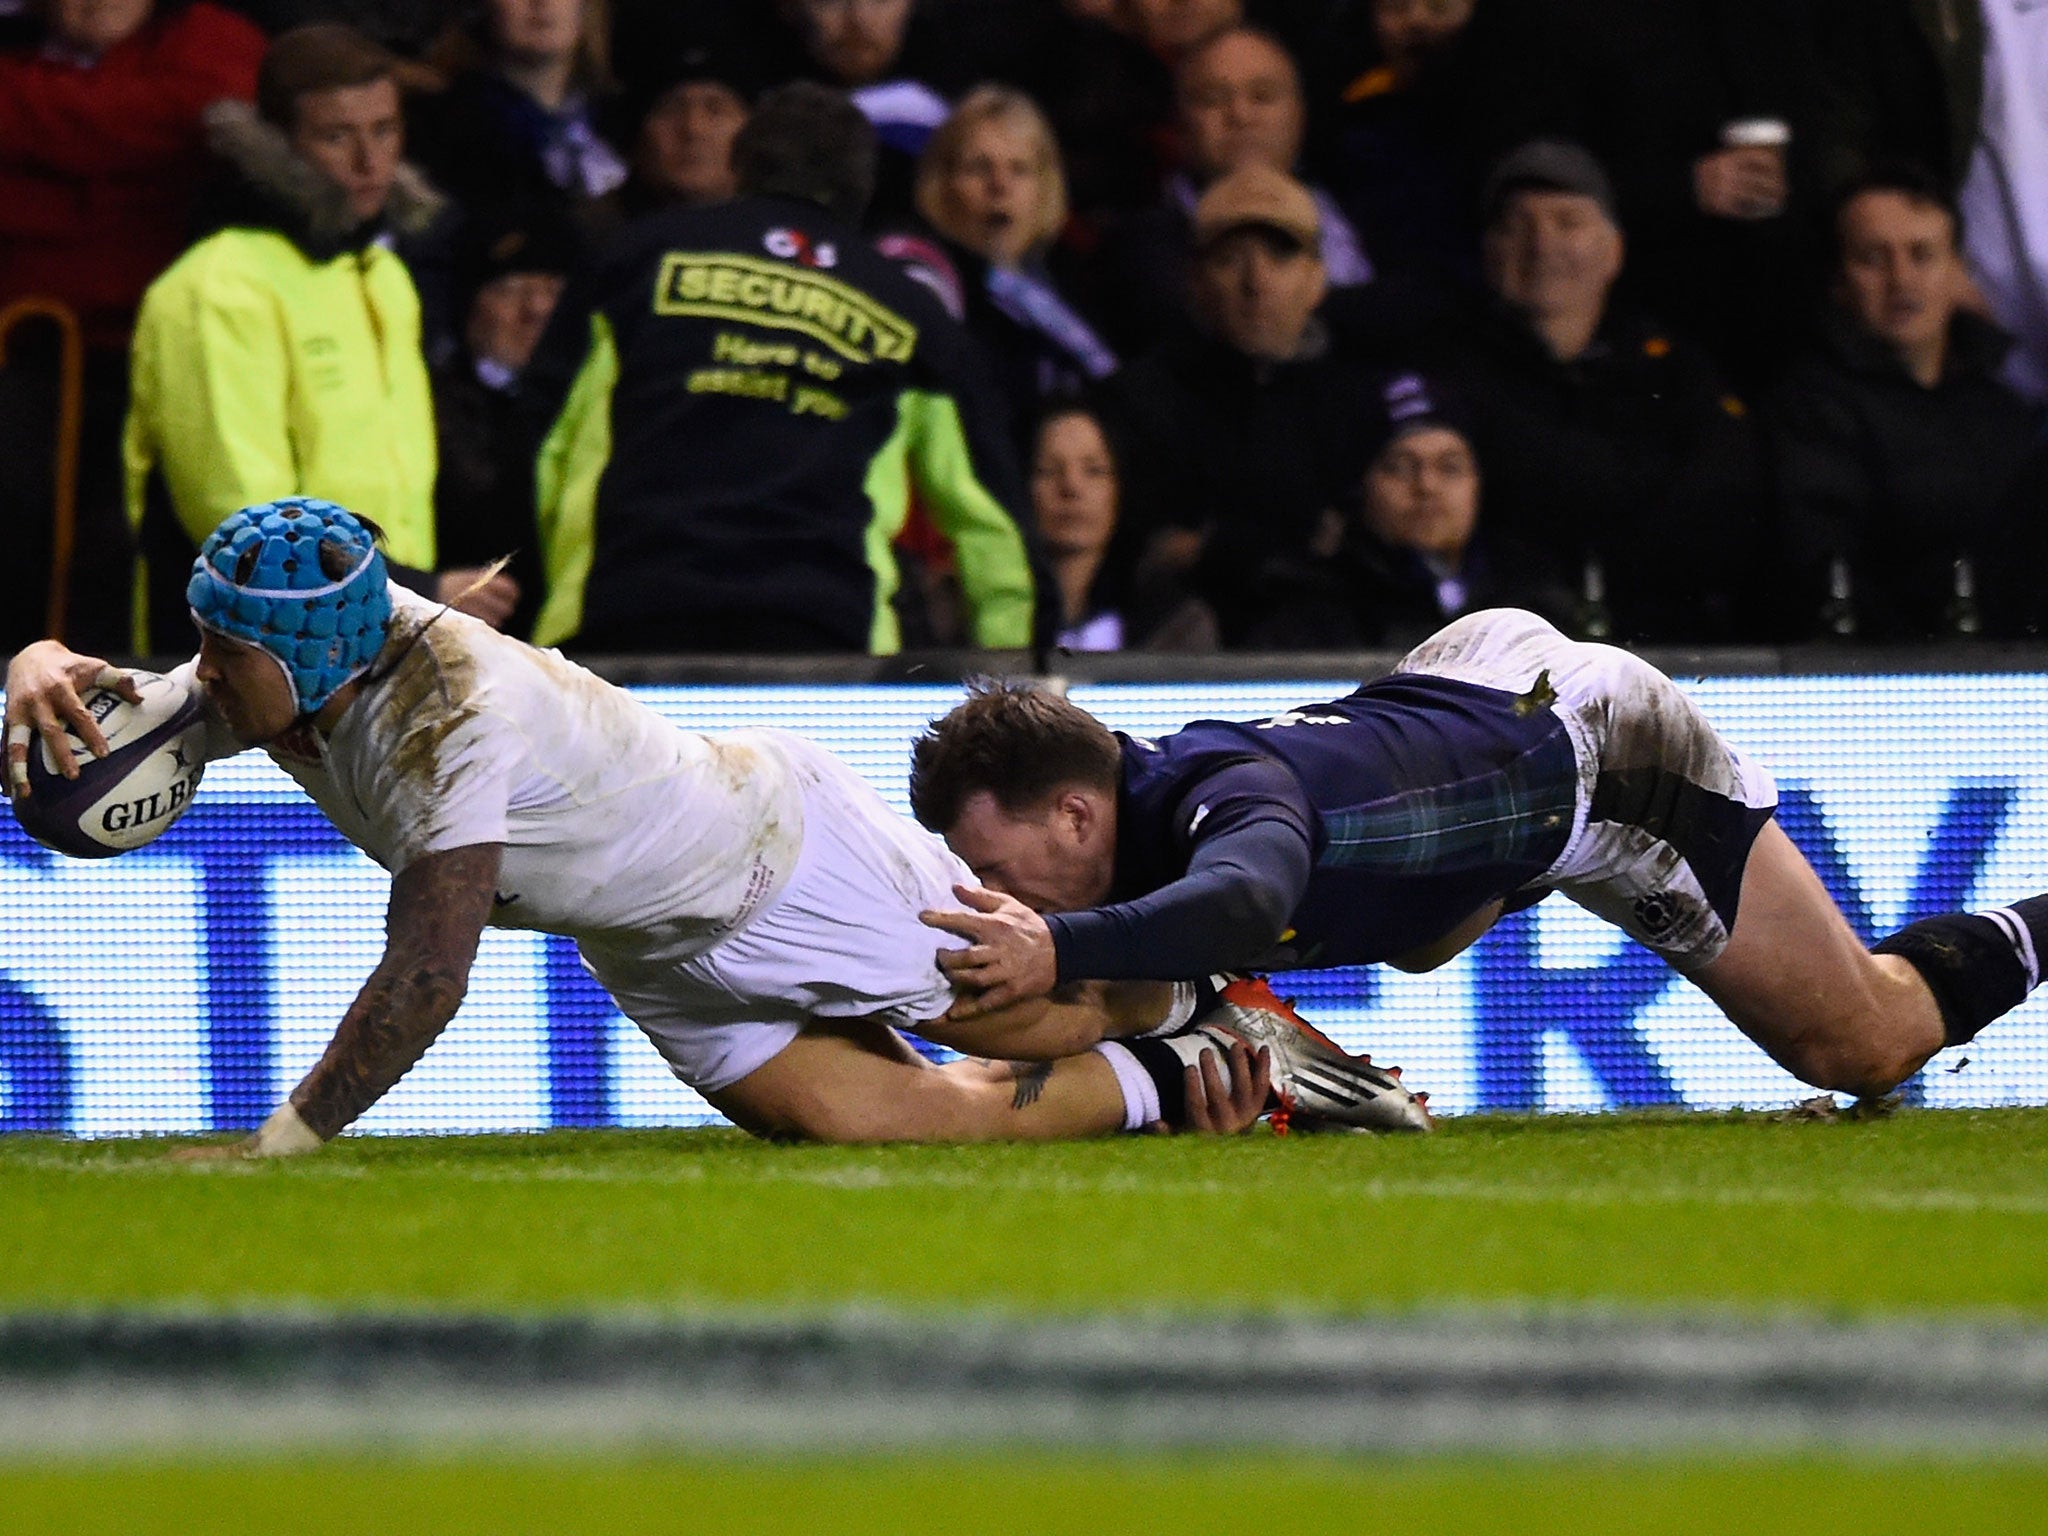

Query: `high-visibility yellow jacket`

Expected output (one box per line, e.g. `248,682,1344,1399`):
124,225,437,650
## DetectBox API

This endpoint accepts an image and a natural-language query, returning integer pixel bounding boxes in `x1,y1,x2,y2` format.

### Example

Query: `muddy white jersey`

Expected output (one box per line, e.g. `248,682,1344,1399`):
175,586,805,966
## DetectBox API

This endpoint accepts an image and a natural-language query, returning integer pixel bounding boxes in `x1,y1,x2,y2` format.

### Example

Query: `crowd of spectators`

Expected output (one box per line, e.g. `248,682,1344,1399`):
1,0,2044,660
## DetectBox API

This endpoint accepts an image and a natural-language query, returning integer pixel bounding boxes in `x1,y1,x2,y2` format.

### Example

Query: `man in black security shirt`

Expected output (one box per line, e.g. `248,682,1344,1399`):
519,83,1036,655
913,607,2048,1105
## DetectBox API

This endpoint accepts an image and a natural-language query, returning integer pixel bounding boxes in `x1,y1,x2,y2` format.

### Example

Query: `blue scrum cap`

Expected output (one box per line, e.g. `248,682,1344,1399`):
187,498,393,716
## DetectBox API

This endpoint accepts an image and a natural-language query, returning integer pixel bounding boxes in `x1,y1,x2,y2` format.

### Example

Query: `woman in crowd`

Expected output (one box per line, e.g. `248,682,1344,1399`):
412,0,626,239
1032,401,1216,653
914,86,1118,447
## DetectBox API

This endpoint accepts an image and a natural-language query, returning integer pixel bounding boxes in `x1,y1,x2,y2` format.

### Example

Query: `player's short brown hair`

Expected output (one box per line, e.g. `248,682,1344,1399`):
909,680,1122,832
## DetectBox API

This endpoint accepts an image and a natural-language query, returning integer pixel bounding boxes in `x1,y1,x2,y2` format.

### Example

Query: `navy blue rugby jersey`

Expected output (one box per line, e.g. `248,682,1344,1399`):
1045,671,1580,979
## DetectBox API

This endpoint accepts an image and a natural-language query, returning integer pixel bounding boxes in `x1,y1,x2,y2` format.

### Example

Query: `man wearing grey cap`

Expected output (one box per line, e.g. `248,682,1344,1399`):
1101,162,1391,645
1477,140,1628,363
1427,139,1768,643
1450,0,1819,385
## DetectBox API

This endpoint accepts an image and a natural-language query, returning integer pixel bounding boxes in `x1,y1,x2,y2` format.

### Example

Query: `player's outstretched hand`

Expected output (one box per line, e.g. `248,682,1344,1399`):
1183,1038,1272,1134
167,1131,320,1163
169,1101,325,1162
922,883,1059,1018
4,641,142,796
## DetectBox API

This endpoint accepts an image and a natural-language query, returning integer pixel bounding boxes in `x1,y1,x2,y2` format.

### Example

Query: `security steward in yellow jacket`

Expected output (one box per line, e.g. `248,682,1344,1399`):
521,83,1037,655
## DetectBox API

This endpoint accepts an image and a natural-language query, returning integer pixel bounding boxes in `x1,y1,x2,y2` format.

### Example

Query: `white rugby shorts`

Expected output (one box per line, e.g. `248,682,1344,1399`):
1398,608,1779,971
581,733,968,1092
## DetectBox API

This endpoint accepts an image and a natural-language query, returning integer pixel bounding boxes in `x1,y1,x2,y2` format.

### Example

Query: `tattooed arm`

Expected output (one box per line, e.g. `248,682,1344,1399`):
292,842,502,1141
913,979,1181,1062
190,844,503,1158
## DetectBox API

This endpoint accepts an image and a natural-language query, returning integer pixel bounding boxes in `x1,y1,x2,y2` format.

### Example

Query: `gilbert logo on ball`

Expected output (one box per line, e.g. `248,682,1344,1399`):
12,671,209,858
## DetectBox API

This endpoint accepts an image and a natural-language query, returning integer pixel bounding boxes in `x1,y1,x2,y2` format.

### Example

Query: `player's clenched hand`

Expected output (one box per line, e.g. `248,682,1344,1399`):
922,883,1059,1018
4,641,140,797
1183,1038,1272,1134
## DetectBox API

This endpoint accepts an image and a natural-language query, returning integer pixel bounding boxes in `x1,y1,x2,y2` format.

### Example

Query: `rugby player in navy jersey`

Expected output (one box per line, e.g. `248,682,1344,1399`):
914,608,2048,1101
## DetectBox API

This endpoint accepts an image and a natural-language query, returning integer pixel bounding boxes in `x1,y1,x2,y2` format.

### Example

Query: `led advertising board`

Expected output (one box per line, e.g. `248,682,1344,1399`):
4,677,2044,1133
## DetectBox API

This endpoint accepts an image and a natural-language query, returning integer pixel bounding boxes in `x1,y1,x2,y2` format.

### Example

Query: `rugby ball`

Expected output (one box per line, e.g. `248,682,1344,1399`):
11,670,208,858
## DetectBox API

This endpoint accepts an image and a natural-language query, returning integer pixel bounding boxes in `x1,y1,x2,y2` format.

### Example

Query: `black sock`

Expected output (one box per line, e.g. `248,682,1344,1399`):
1872,898,2048,1047
1122,1038,1191,1127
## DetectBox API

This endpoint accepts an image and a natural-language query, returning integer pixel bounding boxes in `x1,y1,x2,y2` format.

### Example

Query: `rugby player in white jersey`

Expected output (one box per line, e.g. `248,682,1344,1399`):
5,500,1423,1151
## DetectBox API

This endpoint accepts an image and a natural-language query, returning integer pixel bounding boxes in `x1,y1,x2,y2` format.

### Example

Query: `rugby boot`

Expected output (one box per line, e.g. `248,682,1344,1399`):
1191,976,1433,1133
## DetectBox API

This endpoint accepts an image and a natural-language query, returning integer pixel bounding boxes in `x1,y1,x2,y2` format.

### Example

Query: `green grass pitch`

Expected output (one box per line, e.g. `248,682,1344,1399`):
4,1108,2045,1314
7,1453,2048,1536
7,1109,2048,1532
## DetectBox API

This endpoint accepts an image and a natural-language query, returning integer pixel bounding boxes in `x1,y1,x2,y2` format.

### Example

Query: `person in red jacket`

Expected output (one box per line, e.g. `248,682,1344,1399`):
0,0,266,655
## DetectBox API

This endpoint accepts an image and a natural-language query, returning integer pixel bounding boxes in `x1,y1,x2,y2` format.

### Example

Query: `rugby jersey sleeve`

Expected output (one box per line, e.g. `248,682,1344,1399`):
1045,757,1314,982
356,706,517,873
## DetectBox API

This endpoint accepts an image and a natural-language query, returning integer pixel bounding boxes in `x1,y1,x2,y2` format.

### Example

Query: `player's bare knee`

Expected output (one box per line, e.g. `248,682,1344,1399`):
707,1076,847,1144
744,1092,874,1143
1781,1028,1918,1098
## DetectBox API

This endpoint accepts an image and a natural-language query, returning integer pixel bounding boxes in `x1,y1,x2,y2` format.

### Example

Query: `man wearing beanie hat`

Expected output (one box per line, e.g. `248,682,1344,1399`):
1428,138,1768,642
1243,370,1575,647
7,497,1414,1149
1478,139,1623,229
620,40,765,216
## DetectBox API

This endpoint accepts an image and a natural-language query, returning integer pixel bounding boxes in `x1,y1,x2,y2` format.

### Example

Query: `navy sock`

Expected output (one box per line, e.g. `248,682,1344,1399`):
1122,1038,1191,1127
1872,894,2048,1047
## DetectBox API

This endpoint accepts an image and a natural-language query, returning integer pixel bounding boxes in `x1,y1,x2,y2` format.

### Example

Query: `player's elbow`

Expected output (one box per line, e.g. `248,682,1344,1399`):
1212,882,1295,970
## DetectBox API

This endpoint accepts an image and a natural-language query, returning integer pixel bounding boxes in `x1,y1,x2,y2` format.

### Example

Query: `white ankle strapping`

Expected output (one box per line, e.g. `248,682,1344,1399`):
1091,1041,1159,1130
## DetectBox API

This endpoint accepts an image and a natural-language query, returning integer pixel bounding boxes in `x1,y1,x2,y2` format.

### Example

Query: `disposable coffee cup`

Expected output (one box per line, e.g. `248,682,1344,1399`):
1721,117,1791,150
